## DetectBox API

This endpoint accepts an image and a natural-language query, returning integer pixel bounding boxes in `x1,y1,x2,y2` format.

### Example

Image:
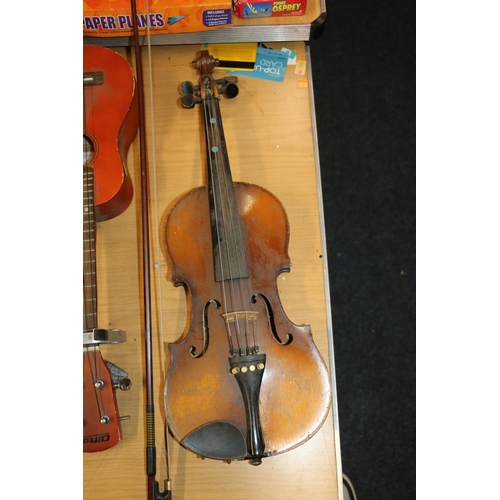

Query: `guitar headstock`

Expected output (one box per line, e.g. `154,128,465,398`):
83,347,127,452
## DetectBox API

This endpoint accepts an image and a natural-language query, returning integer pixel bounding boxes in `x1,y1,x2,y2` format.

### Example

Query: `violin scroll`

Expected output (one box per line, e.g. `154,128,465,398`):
179,51,239,109
192,50,219,75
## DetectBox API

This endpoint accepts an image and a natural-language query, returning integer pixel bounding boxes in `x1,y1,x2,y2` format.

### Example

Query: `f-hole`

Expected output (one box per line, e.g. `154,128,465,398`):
251,293,293,346
189,299,221,358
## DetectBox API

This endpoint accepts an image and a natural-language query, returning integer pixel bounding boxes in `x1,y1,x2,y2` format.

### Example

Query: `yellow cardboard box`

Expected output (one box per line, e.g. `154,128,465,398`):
83,0,232,37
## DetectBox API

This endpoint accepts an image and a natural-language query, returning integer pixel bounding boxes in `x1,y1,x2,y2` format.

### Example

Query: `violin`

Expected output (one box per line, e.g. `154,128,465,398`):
164,51,332,465
83,45,137,452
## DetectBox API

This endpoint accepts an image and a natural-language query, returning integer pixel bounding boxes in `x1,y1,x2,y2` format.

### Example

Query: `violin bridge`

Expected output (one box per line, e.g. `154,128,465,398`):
222,311,259,323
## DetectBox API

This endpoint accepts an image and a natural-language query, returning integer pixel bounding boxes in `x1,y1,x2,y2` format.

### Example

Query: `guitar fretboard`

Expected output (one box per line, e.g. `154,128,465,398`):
83,166,98,331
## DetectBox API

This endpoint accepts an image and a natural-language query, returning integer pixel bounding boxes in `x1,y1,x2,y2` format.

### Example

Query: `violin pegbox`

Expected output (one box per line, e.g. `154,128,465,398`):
179,75,239,109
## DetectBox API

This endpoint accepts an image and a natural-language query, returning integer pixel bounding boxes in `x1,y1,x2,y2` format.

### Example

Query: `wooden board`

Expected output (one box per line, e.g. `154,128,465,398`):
83,42,341,500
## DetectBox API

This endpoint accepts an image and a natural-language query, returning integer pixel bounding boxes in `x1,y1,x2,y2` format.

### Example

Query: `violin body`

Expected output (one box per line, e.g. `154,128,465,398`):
164,51,331,465
165,182,331,461
83,45,138,221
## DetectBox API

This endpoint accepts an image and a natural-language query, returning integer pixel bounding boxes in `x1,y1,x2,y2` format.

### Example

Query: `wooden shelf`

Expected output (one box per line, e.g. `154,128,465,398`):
83,0,326,46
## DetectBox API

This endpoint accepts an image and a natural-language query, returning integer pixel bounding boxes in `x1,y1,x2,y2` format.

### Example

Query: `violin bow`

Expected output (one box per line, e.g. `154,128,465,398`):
129,1,171,498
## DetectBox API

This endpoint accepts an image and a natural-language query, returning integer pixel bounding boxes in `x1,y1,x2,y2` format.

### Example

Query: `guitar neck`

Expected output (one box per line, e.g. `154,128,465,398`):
83,166,98,331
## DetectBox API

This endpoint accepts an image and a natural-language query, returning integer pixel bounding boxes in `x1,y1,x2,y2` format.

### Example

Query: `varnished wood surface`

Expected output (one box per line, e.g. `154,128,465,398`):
83,42,340,500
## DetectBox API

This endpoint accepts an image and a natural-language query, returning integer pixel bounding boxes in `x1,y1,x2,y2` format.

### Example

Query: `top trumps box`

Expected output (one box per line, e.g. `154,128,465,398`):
83,0,233,37
233,0,307,18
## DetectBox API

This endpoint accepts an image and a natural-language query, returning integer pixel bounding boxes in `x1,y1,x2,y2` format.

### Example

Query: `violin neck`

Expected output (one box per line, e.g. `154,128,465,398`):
83,166,98,330
202,80,249,282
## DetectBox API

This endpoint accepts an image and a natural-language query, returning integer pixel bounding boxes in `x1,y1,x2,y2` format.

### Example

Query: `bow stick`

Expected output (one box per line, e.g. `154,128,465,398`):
129,1,171,498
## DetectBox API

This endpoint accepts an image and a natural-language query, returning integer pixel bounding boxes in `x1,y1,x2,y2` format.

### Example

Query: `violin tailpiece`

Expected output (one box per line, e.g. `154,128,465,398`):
229,353,267,465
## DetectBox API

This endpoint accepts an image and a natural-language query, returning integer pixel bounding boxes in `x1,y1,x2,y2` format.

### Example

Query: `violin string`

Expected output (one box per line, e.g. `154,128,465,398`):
206,84,258,354
203,90,238,353
210,96,248,352
211,89,259,353
210,96,241,350
218,97,257,348
206,87,246,355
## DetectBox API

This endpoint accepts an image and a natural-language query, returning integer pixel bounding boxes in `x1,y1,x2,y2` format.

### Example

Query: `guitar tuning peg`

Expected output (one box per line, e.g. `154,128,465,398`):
114,377,132,391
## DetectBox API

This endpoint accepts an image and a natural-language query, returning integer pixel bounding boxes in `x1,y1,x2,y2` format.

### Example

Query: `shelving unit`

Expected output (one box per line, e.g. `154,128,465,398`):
83,0,325,45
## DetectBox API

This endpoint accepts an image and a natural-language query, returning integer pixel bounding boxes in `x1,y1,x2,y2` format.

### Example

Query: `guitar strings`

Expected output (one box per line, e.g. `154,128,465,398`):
82,103,105,420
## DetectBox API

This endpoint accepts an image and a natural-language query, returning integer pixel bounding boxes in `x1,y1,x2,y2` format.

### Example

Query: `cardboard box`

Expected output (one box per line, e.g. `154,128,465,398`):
233,0,307,18
83,0,232,37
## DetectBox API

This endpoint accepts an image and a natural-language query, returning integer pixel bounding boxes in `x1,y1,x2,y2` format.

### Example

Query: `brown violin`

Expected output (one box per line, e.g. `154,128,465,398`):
164,51,331,465
83,45,136,452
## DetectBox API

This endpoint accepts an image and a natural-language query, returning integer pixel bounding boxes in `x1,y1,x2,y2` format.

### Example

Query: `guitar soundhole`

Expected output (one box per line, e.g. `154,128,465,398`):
83,133,97,167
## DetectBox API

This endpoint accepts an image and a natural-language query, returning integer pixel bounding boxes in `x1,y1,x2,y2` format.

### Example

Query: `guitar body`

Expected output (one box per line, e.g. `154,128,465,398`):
83,46,136,452
83,347,121,452
83,45,138,221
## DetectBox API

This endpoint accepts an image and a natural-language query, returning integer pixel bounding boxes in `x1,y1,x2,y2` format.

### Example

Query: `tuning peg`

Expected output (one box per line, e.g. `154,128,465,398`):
179,80,202,108
114,377,132,391
180,80,195,95
180,94,197,109
216,76,239,99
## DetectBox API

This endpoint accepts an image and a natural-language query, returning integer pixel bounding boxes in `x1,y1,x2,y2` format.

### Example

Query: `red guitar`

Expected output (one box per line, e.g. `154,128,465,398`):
83,45,137,452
